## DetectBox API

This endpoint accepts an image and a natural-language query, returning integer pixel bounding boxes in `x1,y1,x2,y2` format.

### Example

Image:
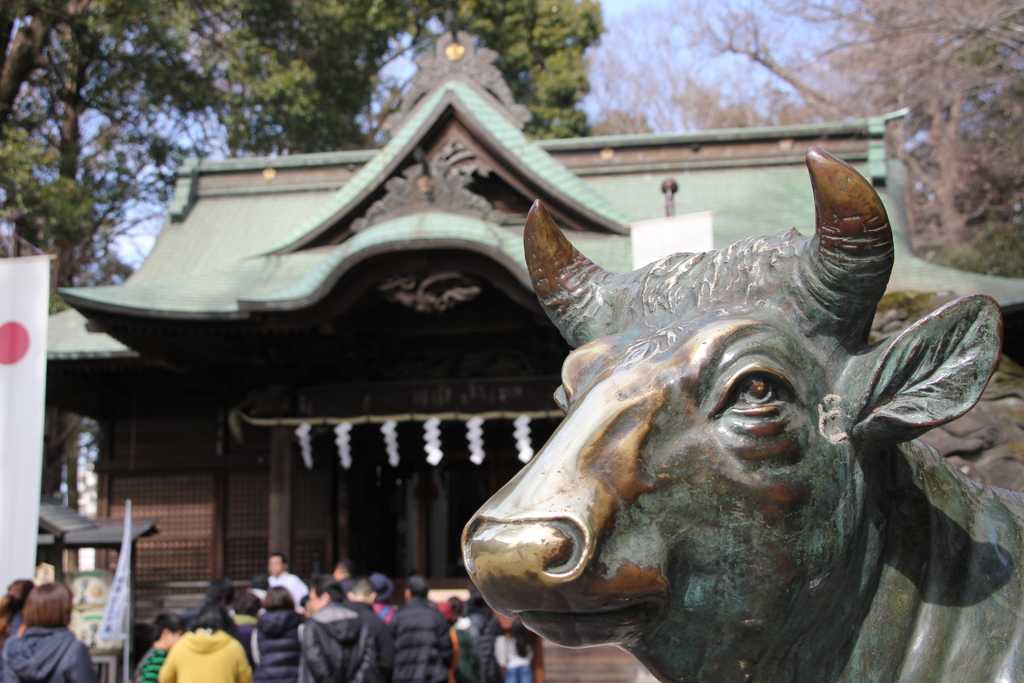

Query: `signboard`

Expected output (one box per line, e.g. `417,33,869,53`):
631,211,716,270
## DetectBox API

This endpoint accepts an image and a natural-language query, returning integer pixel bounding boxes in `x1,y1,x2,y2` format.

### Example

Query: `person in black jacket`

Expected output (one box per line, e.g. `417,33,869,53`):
1,582,96,683
345,578,394,682
299,576,377,683
389,576,452,683
253,587,304,683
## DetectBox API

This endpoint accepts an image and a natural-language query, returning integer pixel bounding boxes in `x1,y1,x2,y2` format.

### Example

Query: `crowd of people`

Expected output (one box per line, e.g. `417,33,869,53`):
0,553,536,683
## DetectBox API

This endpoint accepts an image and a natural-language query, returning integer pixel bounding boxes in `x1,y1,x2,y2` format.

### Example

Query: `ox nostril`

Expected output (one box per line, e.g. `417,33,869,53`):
541,519,582,574
465,518,585,580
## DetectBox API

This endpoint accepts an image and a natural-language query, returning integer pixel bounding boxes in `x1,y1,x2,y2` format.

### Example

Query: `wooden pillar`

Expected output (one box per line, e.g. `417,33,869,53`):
268,427,292,559
211,473,226,578
334,465,349,567
416,458,429,575
96,471,111,571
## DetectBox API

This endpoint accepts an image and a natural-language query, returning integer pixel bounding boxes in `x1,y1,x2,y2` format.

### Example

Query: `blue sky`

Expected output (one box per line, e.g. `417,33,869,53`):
600,0,666,20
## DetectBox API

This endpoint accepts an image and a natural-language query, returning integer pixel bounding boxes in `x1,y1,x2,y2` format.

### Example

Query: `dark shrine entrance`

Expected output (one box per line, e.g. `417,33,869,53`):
332,415,559,580
58,246,569,586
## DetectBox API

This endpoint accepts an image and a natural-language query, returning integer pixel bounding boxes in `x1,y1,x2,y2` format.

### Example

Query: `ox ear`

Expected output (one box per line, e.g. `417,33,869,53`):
850,296,1002,443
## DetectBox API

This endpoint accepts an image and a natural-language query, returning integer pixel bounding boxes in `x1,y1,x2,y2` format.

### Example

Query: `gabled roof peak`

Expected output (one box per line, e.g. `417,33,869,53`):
386,31,530,134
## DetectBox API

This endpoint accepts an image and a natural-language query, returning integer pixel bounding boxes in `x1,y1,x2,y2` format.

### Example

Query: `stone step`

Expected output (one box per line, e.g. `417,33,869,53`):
541,643,656,683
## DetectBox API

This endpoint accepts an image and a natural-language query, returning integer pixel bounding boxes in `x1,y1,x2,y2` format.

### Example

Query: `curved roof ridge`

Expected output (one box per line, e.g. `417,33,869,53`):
263,79,632,255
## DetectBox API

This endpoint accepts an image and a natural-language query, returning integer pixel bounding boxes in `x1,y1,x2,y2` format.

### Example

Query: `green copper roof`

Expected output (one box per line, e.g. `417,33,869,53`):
248,213,632,310
131,190,338,287
48,72,1024,358
267,79,632,253
248,212,527,310
58,212,631,319
582,159,1024,310
48,309,136,360
62,251,333,317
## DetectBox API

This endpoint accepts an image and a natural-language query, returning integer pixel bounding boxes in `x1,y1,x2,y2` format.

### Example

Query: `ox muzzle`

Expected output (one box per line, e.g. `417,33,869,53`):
462,371,666,624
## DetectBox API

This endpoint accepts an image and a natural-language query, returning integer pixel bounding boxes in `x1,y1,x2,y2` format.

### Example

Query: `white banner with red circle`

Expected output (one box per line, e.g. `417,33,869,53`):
0,256,50,591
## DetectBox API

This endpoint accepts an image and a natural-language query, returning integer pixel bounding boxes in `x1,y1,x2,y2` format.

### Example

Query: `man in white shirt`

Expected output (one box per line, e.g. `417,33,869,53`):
267,552,309,609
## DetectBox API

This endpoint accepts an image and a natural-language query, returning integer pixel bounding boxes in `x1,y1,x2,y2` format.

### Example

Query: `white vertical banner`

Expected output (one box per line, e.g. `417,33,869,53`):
0,255,51,592
99,499,131,641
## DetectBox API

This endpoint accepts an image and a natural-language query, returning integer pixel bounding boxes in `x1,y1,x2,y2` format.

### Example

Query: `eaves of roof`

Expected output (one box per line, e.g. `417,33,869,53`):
53,211,633,321
47,308,139,361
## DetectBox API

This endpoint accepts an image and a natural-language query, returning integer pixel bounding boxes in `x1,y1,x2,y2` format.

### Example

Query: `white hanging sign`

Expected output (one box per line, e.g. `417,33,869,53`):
513,414,533,463
334,422,353,470
381,420,400,467
295,423,313,469
466,416,485,465
424,416,443,466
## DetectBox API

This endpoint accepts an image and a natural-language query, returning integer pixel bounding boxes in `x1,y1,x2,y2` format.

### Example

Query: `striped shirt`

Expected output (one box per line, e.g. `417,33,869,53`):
134,647,167,683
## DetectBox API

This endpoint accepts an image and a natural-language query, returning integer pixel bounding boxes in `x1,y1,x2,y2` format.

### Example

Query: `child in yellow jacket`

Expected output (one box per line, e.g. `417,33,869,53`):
159,604,252,683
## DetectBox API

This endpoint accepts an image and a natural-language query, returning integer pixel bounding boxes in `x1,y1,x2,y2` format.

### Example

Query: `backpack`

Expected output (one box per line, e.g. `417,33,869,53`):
454,628,482,683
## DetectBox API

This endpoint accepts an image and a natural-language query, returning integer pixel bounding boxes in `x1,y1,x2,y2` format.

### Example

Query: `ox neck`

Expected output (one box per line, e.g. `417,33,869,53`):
839,440,1024,682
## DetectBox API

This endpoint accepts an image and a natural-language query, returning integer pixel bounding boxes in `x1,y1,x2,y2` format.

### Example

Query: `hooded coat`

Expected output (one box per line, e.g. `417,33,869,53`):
344,602,393,682
298,603,377,683
390,599,453,683
1,626,96,683
253,610,304,683
158,629,252,683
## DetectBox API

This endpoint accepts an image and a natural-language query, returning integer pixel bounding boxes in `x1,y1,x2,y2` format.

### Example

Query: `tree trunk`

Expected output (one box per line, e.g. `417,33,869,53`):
42,407,80,498
0,13,53,134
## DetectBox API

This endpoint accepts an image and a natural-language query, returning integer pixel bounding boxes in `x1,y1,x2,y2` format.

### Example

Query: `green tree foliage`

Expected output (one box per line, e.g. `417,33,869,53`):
457,0,603,138
207,0,414,155
0,0,216,290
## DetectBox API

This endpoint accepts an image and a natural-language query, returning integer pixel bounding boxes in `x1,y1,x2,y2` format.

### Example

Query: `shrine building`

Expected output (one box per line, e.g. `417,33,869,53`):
46,33,1024,601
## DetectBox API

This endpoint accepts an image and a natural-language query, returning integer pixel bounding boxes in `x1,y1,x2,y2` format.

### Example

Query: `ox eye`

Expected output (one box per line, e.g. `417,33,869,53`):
739,376,774,404
714,368,792,417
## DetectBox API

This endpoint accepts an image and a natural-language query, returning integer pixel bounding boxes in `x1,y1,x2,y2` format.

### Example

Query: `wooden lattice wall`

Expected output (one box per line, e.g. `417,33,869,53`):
291,469,332,577
224,471,269,580
109,475,213,582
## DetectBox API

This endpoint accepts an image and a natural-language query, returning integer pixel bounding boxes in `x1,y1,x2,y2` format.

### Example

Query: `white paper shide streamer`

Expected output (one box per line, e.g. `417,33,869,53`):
465,416,485,465
381,420,400,467
513,414,533,463
334,422,353,470
424,416,443,466
295,423,313,469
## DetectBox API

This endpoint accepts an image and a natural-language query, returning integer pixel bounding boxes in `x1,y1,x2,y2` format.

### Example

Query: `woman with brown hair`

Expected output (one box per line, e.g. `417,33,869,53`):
251,587,303,683
1,582,97,683
0,580,35,680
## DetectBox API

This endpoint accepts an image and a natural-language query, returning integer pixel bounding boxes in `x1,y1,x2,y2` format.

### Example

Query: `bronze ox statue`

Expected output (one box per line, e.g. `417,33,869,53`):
462,148,1022,682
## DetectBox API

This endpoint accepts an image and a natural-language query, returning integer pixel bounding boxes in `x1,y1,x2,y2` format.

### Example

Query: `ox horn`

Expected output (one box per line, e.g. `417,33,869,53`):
524,201,618,348
805,147,893,330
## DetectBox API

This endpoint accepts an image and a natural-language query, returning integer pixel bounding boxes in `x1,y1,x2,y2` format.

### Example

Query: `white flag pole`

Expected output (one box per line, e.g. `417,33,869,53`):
123,501,131,681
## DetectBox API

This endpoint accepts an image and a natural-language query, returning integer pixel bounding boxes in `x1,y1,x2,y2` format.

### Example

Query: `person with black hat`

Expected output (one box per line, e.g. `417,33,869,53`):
368,574,396,625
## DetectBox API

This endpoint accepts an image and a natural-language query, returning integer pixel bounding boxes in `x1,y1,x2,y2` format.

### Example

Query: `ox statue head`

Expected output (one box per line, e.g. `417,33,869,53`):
462,148,1003,681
